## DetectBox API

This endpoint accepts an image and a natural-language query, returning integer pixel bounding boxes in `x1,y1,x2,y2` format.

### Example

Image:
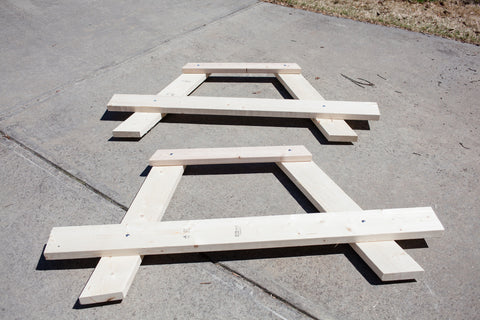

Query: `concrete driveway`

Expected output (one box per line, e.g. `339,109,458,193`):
1,1,479,319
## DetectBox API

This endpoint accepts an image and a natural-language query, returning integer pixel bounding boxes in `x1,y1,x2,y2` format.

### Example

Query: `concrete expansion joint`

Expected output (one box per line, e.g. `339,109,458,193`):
0,130,128,212
205,255,321,320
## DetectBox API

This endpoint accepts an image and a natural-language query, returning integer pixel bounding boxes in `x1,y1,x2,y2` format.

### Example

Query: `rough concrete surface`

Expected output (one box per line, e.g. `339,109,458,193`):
1,1,479,319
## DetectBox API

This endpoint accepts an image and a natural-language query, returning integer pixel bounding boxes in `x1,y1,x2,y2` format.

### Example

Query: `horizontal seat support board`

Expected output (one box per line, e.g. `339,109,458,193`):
183,63,301,74
44,207,443,260
107,95,380,121
149,146,312,166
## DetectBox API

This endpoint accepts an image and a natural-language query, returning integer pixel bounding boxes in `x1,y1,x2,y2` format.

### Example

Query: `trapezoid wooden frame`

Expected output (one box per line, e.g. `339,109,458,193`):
110,63,377,142
43,146,442,305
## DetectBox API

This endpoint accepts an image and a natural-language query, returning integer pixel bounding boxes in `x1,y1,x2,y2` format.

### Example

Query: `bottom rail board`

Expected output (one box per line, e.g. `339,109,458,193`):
45,207,443,260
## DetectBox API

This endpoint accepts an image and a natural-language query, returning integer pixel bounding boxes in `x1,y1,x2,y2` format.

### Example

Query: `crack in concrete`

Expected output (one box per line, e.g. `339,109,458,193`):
0,130,128,211
207,257,323,320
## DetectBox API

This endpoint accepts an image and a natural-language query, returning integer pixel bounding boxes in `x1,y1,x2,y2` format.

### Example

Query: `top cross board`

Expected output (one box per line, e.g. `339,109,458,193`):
182,62,302,74
110,63,378,142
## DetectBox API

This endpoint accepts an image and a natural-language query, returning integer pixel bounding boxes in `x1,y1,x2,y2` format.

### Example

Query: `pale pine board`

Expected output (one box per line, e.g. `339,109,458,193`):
79,166,184,304
112,112,163,138
149,145,312,166
278,161,425,281
44,207,443,260
276,73,358,142
183,62,301,74
112,73,207,138
107,95,381,121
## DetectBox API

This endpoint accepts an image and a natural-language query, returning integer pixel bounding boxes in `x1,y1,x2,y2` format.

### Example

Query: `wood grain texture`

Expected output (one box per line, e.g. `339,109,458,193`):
278,161,426,281
112,73,207,138
276,73,358,142
78,166,184,304
107,95,381,121
45,207,443,260
183,62,301,74
112,112,163,138
149,146,312,166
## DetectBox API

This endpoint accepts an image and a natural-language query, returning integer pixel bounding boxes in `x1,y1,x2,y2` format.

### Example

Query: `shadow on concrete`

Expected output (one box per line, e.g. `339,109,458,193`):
140,165,152,177
100,110,132,121
207,244,348,262
346,119,370,130
396,238,429,249
36,246,99,270
108,137,141,142
143,252,209,266
73,299,122,309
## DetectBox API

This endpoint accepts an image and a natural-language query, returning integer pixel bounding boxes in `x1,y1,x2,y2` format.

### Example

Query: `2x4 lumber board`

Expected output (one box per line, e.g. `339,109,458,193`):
183,63,301,74
277,161,362,212
44,207,443,260
313,119,358,142
276,73,358,142
149,146,312,166
79,166,184,304
112,73,207,138
112,112,163,138
107,95,381,121
278,161,425,281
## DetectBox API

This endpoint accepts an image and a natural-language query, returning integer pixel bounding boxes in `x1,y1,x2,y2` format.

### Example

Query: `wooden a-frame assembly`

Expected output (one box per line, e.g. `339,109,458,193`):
109,63,380,142
43,146,444,305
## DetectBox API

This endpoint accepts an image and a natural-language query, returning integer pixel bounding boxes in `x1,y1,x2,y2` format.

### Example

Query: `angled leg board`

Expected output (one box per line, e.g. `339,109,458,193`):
277,161,425,281
276,73,358,142
79,166,184,304
112,73,207,138
109,63,378,142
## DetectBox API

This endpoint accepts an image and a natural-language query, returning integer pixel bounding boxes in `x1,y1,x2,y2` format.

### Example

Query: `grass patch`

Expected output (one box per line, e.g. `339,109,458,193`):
263,0,480,45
